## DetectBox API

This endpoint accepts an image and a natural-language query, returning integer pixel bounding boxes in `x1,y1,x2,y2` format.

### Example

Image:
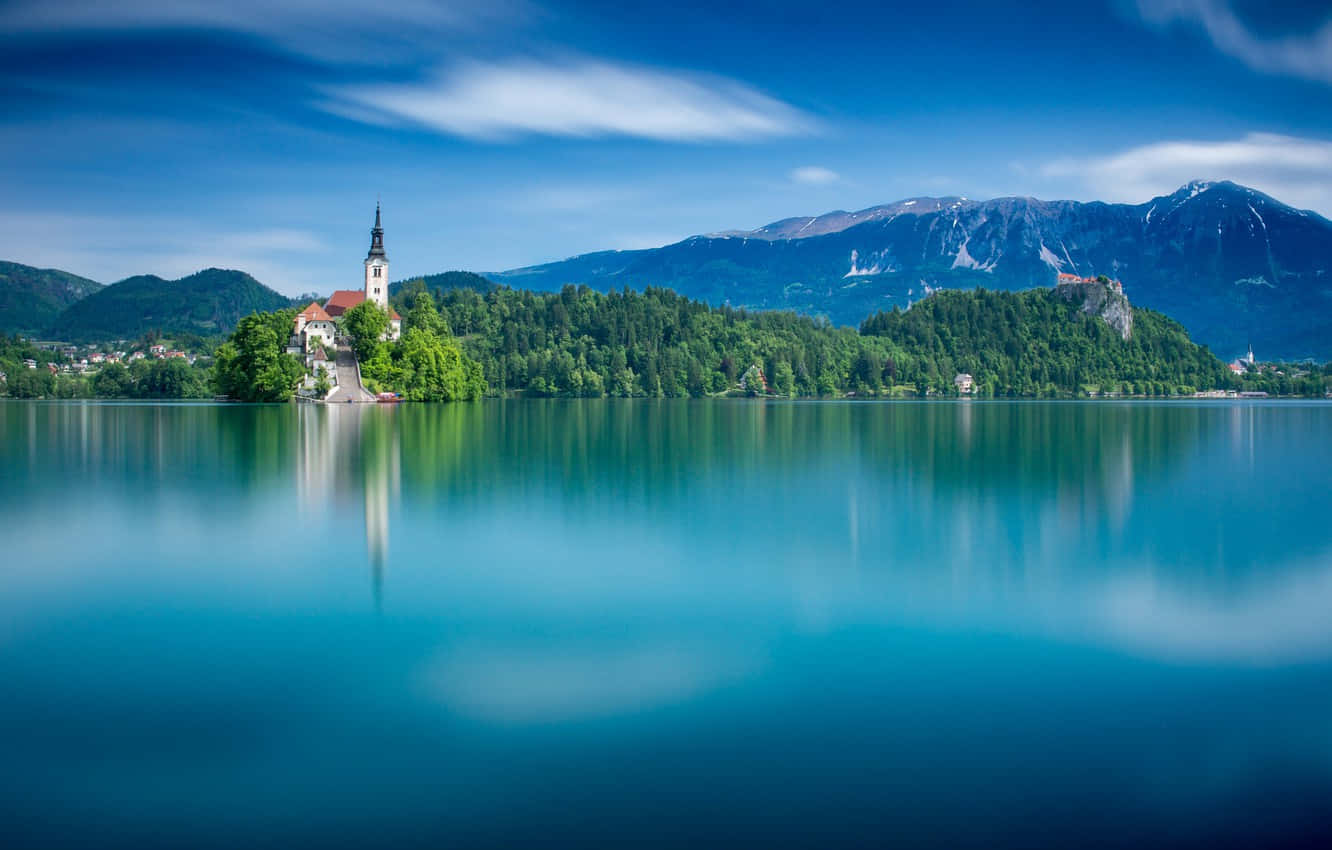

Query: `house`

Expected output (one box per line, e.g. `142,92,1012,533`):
311,347,335,382
954,373,975,394
739,363,768,394
149,344,166,357
321,204,402,341
293,302,338,355
23,358,37,369
90,352,106,364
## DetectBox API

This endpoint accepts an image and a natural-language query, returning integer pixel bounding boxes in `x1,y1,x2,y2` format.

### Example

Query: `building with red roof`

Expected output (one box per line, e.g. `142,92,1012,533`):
294,300,338,354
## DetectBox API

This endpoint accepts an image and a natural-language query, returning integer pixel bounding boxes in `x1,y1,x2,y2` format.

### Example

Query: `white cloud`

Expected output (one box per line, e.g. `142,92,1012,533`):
320,58,814,142
1041,132,1332,214
1,0,528,61
1135,0,1332,84
790,165,841,185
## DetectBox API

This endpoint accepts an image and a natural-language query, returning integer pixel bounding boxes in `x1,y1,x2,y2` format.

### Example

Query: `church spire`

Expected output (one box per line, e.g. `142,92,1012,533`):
367,202,386,259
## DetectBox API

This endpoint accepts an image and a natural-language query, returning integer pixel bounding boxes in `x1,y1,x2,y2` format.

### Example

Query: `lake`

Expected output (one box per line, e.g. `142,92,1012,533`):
2,400,1330,848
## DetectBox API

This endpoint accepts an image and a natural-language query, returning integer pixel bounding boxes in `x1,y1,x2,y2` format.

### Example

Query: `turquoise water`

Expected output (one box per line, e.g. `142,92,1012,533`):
2,400,1330,847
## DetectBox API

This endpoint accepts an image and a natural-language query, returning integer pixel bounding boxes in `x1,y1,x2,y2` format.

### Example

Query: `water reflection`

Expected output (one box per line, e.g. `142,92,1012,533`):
3,400,1331,847
291,405,401,605
2,400,1330,658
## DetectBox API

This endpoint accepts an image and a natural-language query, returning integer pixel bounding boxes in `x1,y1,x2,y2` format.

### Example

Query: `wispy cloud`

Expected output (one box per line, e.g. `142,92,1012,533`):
1041,132,1332,214
320,58,815,142
1,0,530,61
789,165,840,185
1135,0,1332,85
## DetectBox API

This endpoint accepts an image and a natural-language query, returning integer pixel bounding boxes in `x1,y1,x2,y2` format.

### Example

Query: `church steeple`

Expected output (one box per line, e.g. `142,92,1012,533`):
367,202,386,260
364,203,389,309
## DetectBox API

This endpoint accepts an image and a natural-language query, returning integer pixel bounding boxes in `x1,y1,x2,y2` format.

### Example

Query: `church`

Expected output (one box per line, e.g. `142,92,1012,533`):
292,204,403,356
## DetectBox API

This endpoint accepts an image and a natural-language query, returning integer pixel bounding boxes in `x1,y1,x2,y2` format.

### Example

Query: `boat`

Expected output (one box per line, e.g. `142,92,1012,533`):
376,392,403,404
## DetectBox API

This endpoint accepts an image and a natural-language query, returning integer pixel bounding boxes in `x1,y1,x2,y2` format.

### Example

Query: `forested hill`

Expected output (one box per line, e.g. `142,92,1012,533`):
405,283,1234,398
390,270,495,304
0,261,104,335
54,268,295,341
859,287,1230,396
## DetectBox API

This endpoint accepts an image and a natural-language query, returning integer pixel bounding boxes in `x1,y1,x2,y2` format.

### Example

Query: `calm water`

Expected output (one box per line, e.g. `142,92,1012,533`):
2,400,1331,848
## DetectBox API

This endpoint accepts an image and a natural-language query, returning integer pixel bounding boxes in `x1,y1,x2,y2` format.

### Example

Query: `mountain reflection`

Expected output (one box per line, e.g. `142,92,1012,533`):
3,399,1330,658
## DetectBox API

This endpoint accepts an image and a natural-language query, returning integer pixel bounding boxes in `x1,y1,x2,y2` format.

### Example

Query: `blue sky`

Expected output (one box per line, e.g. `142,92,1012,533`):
2,0,1331,294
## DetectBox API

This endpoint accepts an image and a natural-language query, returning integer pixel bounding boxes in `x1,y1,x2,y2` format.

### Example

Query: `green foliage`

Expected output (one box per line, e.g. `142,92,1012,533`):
342,301,390,361
414,283,1242,399
92,362,135,397
1236,361,1332,397
0,261,104,335
390,271,495,317
131,358,208,399
53,268,294,342
212,309,305,402
859,288,1232,397
313,368,332,399
4,366,55,398
358,294,486,401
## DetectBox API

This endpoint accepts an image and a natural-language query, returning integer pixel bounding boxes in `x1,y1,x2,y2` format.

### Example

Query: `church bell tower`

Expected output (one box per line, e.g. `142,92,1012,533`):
364,203,389,310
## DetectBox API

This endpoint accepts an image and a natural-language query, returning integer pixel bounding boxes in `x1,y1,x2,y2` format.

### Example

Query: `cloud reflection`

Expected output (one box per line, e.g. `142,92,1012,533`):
421,643,763,724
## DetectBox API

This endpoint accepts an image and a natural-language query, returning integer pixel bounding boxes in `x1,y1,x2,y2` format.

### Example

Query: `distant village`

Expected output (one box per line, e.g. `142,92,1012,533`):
16,342,198,379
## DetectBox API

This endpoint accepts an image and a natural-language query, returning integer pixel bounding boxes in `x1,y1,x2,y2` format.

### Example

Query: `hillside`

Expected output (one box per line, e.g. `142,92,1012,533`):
53,268,295,341
389,270,495,307
0,261,104,335
417,280,1232,398
860,283,1229,396
489,181,1332,360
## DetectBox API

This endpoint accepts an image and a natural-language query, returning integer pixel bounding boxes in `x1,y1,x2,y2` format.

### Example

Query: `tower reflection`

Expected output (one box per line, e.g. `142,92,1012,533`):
294,404,400,606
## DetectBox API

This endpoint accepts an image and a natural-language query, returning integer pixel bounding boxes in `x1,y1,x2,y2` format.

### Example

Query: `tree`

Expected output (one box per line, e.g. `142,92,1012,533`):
343,301,390,361
405,291,449,337
6,368,55,399
314,369,332,398
394,328,486,401
92,363,134,398
212,310,305,402
137,358,205,399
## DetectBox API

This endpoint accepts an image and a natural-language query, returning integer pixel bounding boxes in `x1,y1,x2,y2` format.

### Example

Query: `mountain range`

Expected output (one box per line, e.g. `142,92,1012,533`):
2,181,1329,359
491,181,1332,360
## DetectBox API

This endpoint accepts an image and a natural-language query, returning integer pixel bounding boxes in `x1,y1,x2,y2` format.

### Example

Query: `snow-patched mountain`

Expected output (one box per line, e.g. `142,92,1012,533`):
492,181,1332,359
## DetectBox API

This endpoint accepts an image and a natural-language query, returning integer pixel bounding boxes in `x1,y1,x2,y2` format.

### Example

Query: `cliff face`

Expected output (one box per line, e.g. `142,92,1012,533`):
1055,280,1133,340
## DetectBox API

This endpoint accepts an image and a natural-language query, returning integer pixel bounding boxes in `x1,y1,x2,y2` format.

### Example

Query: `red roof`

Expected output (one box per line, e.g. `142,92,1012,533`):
299,301,333,322
324,290,365,317
324,290,400,321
